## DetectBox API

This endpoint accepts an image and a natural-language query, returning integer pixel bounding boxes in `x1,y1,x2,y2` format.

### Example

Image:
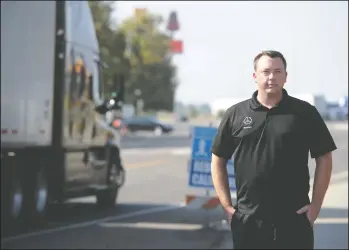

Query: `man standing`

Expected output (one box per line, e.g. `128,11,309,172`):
211,50,337,249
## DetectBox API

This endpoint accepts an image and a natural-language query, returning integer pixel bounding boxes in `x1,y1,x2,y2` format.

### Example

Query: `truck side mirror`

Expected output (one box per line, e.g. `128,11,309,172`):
94,74,125,114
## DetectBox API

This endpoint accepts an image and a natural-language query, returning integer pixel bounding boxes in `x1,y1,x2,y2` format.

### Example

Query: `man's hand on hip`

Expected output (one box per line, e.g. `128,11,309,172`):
296,203,320,226
224,206,236,224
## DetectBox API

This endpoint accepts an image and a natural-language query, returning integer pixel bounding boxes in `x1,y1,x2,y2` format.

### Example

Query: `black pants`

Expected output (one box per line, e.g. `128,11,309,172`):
231,211,314,249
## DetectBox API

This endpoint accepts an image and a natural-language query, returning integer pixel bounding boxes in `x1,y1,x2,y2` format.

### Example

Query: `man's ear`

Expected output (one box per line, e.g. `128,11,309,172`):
253,72,257,82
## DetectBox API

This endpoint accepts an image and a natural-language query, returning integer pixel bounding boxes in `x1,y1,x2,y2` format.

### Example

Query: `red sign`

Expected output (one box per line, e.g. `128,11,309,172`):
170,40,183,54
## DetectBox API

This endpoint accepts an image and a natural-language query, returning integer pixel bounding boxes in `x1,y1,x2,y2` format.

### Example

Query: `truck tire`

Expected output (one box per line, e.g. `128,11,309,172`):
24,168,49,226
96,161,120,208
96,144,126,208
2,173,25,232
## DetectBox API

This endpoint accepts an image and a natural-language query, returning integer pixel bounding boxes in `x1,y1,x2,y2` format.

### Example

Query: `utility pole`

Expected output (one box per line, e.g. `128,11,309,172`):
166,11,183,120
125,8,147,116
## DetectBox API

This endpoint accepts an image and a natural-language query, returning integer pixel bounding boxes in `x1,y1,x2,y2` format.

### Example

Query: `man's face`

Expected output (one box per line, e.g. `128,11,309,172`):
253,55,287,94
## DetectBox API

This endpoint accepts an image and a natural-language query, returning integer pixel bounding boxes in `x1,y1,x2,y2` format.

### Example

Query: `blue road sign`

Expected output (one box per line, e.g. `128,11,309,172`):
188,126,236,190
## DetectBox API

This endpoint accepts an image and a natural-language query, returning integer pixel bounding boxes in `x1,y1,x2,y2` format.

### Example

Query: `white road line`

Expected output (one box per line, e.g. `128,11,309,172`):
315,217,348,224
1,205,182,244
99,221,204,231
171,148,191,155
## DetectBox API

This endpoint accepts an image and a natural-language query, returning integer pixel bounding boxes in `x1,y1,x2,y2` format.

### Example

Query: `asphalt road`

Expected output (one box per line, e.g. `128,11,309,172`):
1,121,347,249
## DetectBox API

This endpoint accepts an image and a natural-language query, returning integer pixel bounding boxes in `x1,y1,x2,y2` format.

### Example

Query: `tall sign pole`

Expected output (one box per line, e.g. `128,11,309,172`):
166,11,183,117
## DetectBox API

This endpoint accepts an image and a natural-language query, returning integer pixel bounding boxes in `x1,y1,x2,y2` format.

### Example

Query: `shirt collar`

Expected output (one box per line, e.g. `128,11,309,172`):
250,88,289,110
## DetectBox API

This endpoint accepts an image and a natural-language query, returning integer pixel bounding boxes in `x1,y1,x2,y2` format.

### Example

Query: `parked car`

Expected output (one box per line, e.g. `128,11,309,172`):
122,116,174,135
178,114,189,122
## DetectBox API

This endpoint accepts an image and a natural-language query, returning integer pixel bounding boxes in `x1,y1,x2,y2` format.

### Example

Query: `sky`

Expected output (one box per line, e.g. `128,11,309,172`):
113,1,348,105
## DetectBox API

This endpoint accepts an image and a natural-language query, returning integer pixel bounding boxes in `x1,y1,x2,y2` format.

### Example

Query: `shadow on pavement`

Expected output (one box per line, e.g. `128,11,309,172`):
1,201,177,237
1,202,347,249
1,201,225,249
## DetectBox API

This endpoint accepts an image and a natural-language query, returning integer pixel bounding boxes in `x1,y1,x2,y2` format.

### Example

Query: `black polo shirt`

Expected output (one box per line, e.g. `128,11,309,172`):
211,89,337,219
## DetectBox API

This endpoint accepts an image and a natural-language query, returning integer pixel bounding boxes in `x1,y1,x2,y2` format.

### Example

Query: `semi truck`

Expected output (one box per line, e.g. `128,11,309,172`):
1,1,126,229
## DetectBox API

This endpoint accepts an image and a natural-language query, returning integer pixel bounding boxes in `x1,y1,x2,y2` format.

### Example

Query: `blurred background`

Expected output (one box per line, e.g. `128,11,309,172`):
1,1,347,249
92,1,348,123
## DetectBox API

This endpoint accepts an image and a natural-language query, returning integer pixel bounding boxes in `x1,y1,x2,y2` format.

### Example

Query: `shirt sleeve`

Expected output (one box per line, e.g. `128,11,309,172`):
307,105,337,158
211,108,237,160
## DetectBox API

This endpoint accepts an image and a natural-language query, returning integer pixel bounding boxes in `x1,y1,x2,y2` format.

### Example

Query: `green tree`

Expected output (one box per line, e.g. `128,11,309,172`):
189,106,199,118
89,4,177,111
217,110,225,119
120,11,177,111
89,2,130,96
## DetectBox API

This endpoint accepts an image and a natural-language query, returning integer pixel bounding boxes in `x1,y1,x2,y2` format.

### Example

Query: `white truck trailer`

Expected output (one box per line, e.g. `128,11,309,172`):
1,1,126,230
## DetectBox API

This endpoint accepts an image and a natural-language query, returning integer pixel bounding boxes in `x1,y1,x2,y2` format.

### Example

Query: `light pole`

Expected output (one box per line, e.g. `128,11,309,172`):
125,25,144,117
134,89,143,116
166,11,181,118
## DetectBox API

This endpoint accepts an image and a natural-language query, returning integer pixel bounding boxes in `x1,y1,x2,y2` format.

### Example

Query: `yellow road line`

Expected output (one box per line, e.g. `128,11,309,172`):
125,160,166,169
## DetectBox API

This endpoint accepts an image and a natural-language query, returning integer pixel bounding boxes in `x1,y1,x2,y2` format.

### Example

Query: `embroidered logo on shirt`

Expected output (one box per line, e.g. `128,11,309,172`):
242,117,253,129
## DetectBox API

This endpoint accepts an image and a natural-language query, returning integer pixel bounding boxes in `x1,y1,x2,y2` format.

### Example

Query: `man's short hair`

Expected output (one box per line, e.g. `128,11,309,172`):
253,50,287,71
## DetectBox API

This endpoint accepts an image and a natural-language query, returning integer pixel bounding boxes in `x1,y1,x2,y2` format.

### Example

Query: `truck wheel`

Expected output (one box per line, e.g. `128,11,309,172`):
2,174,25,231
96,160,122,208
24,169,49,226
10,176,24,220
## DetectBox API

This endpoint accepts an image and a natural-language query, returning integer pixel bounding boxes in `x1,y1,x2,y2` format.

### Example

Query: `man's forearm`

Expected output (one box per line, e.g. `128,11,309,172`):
311,153,333,209
211,155,232,209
